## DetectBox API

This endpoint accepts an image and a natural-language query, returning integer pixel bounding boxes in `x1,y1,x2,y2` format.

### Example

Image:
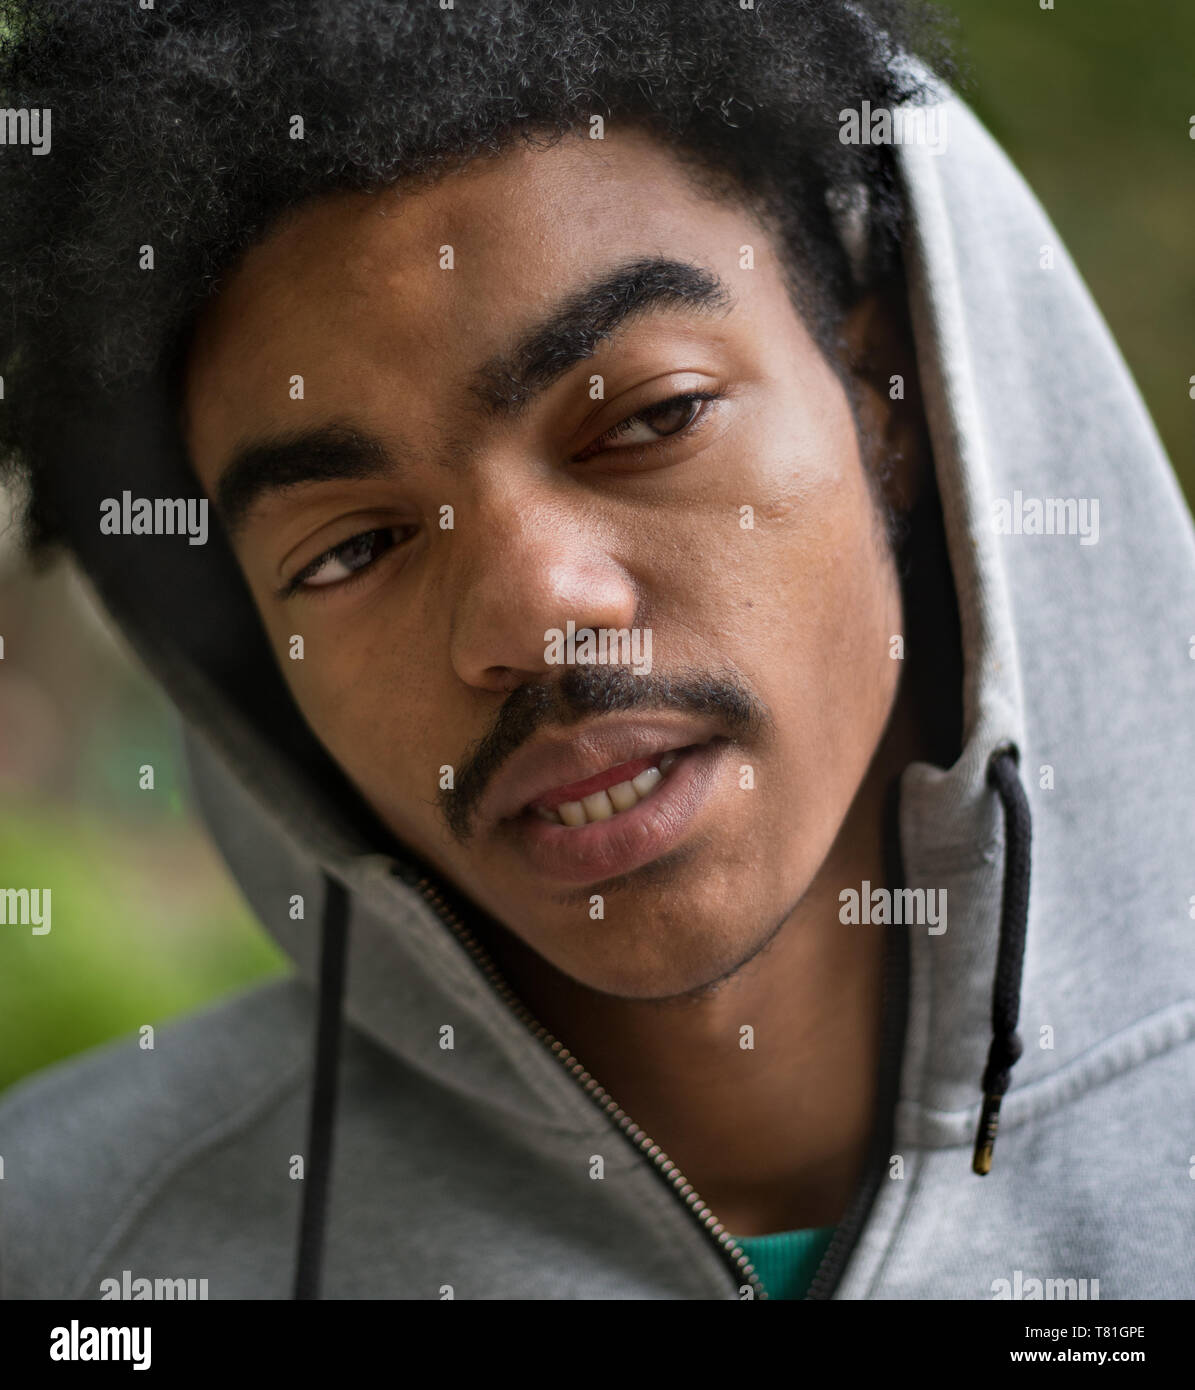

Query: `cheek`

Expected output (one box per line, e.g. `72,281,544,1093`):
709,424,901,786
777,499,901,805
679,406,897,694
259,605,447,812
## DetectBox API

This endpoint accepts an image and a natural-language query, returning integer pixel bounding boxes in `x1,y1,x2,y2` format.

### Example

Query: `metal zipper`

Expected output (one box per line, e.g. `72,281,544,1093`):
412,872,769,1300
411,827,909,1303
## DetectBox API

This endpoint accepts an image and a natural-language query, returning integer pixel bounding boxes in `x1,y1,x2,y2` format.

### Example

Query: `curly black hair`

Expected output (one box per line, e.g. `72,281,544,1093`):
0,0,954,553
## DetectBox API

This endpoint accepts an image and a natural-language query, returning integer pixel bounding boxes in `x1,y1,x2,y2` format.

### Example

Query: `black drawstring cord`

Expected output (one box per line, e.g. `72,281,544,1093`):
293,874,351,1299
972,748,1032,1175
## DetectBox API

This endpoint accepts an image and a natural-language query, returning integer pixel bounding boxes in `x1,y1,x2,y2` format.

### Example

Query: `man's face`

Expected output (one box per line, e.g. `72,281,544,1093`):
184,126,905,1000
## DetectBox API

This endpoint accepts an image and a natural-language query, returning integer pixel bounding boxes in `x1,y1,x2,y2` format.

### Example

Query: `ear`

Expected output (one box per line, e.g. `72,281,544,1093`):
837,281,930,518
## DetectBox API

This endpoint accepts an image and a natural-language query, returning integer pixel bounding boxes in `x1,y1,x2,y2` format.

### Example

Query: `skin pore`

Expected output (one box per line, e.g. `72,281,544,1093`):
183,125,931,1236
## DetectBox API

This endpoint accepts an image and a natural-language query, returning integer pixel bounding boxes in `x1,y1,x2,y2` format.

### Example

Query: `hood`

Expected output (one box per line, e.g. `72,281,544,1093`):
41,81,1195,1297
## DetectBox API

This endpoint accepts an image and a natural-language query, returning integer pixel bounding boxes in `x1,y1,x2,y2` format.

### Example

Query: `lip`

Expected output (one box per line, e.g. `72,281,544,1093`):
482,715,725,830
493,736,731,886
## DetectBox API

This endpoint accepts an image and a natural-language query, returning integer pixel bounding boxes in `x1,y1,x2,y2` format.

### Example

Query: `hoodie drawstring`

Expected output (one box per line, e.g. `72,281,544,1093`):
293,874,350,1300
972,748,1033,1175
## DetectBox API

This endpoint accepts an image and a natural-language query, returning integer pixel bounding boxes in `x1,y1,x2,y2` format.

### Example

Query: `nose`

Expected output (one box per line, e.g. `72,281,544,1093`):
447,487,640,694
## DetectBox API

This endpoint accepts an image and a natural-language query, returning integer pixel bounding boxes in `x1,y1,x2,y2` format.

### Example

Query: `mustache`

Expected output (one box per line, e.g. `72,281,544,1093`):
442,664,769,842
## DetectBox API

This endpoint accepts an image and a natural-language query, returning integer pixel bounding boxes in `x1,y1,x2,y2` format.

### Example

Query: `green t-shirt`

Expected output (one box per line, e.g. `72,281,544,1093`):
733,1226,836,1300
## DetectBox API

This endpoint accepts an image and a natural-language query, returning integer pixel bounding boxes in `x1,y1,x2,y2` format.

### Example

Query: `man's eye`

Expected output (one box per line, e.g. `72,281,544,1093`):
571,391,718,463
285,527,407,596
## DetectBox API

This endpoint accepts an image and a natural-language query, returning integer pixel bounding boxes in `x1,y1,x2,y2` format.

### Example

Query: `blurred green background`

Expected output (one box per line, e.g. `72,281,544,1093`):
1,0,1192,1093
0,556,289,1091
937,0,1193,499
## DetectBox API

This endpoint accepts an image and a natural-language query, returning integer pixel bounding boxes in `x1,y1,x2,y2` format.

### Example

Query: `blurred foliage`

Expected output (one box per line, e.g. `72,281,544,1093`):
937,0,1194,502
0,803,287,1093
0,564,289,1095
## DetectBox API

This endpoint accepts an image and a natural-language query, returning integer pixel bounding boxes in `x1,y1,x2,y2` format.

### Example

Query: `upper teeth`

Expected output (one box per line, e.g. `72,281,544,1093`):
537,751,679,827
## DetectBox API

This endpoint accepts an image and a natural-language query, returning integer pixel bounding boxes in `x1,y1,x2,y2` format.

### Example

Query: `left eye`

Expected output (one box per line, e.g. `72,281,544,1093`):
291,527,401,592
571,392,715,463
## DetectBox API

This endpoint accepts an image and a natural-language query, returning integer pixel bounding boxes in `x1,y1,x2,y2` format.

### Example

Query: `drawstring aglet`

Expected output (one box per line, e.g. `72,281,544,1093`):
972,1090,1004,1175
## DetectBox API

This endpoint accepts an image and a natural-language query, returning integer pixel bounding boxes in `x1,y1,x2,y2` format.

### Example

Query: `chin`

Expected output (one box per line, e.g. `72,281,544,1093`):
545,917,776,1004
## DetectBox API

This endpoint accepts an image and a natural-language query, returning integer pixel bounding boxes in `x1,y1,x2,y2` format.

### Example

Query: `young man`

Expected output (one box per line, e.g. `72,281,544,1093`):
1,1,1192,1302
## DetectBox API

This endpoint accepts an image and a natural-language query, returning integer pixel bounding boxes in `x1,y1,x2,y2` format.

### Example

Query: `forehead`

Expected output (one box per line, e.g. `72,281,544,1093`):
183,126,777,472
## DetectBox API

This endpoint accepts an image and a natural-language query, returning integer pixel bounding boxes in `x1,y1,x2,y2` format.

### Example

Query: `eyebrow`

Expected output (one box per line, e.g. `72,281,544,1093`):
213,254,734,538
470,254,733,414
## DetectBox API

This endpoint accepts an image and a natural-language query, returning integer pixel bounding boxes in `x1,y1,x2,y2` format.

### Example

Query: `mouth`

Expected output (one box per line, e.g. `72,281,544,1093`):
526,748,684,826
491,733,731,886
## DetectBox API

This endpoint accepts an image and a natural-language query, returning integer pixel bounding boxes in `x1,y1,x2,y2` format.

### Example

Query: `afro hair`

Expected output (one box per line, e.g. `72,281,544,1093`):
0,0,955,551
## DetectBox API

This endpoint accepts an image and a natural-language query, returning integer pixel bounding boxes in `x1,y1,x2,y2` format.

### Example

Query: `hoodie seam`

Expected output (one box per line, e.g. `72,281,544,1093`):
854,1125,938,1300
63,1058,310,1301
854,1001,1195,1298
896,111,1025,758
901,998,1195,1145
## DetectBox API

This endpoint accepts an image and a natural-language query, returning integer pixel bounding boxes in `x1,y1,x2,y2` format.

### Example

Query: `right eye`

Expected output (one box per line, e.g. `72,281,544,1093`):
286,526,411,595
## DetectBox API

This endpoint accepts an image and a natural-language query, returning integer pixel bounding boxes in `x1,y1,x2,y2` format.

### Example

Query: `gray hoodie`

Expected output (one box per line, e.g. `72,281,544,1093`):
2,87,1194,1302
